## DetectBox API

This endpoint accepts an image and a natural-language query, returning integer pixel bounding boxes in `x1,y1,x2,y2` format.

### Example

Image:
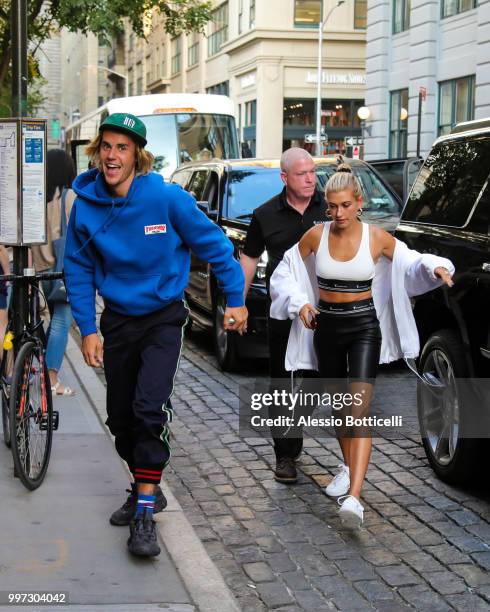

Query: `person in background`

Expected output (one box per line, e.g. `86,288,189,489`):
0,246,9,358
31,149,77,396
241,148,325,484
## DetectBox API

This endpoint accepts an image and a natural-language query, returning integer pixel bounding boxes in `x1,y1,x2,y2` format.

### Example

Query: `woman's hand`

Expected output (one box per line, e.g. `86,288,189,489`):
299,303,319,329
434,266,454,288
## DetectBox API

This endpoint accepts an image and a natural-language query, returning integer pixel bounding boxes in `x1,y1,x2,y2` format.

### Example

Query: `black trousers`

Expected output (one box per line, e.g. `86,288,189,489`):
100,301,187,484
268,315,317,460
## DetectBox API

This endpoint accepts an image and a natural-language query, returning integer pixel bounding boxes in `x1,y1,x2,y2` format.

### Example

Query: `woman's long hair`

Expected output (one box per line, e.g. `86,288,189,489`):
47,149,76,202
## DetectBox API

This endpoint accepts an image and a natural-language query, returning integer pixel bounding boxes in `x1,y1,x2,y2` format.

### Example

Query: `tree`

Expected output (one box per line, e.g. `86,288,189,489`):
0,0,212,112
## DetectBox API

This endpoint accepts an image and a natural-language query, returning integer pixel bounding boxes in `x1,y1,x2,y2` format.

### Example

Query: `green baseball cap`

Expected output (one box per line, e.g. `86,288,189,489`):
99,112,147,146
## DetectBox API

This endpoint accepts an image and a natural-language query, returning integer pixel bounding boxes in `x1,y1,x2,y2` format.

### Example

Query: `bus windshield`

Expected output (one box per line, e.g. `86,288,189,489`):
141,113,238,178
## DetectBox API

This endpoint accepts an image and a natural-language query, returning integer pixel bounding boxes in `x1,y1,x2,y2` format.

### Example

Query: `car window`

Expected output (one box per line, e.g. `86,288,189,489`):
188,170,210,201
171,169,193,189
226,168,284,219
203,171,220,211
402,137,490,227
316,164,400,221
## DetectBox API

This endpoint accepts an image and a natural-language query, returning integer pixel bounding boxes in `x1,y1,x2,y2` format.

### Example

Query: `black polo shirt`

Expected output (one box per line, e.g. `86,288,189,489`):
243,188,326,288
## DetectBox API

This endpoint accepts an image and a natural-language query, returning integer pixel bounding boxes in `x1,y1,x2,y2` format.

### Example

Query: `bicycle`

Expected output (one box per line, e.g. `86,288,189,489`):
0,269,63,490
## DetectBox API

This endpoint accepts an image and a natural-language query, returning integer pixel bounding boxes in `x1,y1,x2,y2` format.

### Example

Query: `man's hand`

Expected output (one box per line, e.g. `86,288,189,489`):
82,333,104,367
434,266,454,288
223,305,248,335
299,303,319,329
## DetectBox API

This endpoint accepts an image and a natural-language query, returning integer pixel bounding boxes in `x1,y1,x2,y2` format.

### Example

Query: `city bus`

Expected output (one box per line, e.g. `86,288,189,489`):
64,93,239,178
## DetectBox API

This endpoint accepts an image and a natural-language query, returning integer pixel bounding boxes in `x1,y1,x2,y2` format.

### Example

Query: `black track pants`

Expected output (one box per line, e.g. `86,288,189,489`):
100,301,187,484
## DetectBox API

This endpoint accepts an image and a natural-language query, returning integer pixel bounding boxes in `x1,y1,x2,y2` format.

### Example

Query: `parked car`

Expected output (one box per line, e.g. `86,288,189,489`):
171,157,401,371
395,117,490,484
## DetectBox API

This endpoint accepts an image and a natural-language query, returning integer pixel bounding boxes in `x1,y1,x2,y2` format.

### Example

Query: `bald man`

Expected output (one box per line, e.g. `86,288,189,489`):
241,148,325,483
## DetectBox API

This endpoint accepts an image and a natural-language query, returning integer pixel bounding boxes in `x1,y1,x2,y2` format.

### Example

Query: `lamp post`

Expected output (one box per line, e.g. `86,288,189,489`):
357,106,371,158
315,0,345,156
82,64,129,98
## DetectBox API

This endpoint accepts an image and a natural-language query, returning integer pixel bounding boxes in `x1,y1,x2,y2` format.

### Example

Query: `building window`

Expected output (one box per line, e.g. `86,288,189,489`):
238,0,243,34
161,46,166,78
389,89,409,158
354,0,367,29
393,0,410,34
129,33,135,52
294,0,321,27
438,75,475,135
245,100,256,126
441,0,476,19
136,62,143,95
208,2,228,57
171,37,181,75
250,0,255,28
206,81,229,96
188,32,199,68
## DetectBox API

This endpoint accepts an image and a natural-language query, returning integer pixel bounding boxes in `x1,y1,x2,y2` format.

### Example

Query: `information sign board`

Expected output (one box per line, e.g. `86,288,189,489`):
0,118,46,245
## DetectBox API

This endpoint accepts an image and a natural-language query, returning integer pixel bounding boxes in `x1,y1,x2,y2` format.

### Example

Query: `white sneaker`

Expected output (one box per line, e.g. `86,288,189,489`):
338,495,364,528
325,464,350,497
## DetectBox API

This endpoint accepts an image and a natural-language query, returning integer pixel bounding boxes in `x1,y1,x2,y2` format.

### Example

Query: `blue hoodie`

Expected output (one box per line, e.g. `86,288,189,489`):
64,169,244,337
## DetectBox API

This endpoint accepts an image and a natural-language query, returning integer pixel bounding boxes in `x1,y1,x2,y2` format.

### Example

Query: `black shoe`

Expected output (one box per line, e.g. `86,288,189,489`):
127,510,161,557
274,457,297,483
110,483,167,526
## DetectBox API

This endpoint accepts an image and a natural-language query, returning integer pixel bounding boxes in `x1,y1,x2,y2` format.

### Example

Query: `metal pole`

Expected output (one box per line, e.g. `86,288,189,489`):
11,0,29,343
11,0,28,117
315,21,323,156
416,92,423,158
314,2,345,157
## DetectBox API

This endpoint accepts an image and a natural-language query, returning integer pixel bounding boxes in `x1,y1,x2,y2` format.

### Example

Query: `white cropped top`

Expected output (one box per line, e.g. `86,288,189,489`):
315,221,376,292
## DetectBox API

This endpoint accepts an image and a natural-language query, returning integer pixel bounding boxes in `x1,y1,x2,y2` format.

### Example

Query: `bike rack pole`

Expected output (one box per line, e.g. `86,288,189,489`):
11,0,29,344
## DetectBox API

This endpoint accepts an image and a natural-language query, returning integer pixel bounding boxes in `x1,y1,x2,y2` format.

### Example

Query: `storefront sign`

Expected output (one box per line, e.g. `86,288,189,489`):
306,72,366,85
240,72,256,89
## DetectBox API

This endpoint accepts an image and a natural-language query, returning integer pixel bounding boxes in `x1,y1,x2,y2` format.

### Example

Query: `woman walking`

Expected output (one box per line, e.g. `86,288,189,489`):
32,149,77,396
270,164,454,528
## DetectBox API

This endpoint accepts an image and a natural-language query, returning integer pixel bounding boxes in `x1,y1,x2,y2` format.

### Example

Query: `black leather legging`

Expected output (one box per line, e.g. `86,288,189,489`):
313,299,381,381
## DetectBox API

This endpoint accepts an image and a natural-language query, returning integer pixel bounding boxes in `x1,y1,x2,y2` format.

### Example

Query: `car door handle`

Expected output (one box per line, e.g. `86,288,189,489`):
482,263,490,273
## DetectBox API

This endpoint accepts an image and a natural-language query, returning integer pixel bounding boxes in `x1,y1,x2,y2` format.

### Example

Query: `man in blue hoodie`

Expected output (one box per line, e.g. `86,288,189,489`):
64,113,247,557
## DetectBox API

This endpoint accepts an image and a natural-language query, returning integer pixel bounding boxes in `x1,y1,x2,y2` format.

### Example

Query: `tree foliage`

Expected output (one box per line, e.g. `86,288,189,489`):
0,0,212,113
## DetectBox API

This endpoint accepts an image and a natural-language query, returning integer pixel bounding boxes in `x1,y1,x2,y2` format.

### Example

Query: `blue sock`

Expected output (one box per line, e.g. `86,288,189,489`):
135,494,156,519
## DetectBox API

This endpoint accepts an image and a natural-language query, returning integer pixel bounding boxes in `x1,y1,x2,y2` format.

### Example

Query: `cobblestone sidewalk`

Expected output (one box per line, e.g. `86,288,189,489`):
98,328,490,611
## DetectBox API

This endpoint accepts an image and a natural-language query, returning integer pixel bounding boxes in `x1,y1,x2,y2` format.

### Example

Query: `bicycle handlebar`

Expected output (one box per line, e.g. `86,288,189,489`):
0,271,64,282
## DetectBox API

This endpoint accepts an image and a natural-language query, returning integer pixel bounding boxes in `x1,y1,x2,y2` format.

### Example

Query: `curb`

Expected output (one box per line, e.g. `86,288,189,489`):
65,333,241,612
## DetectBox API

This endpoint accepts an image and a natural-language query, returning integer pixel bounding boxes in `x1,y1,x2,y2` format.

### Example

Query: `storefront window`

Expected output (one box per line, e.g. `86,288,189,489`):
283,98,364,156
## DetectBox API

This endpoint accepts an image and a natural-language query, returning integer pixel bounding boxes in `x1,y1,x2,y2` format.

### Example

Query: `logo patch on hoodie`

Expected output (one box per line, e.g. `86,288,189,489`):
145,224,167,235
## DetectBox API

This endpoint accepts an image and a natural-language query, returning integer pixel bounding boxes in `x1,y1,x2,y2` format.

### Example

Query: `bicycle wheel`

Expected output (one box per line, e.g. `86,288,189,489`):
9,341,53,490
1,346,15,447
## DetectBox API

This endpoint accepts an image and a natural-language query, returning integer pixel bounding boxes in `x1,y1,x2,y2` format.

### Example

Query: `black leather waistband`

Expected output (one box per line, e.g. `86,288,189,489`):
317,277,373,292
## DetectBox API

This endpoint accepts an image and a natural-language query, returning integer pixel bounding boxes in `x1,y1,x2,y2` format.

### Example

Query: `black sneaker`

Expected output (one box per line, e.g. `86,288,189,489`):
274,457,297,483
127,510,161,557
110,483,167,526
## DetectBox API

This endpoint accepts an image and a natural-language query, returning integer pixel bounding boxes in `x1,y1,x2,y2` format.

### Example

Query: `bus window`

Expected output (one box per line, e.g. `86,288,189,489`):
176,114,238,163
139,114,179,177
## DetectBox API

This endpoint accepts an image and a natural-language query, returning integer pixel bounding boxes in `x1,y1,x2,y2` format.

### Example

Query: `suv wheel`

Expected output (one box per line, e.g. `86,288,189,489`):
213,292,239,371
418,329,480,484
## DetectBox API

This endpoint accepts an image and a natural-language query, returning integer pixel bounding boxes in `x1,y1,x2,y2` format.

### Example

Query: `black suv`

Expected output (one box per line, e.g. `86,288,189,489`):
395,118,490,484
171,157,401,371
